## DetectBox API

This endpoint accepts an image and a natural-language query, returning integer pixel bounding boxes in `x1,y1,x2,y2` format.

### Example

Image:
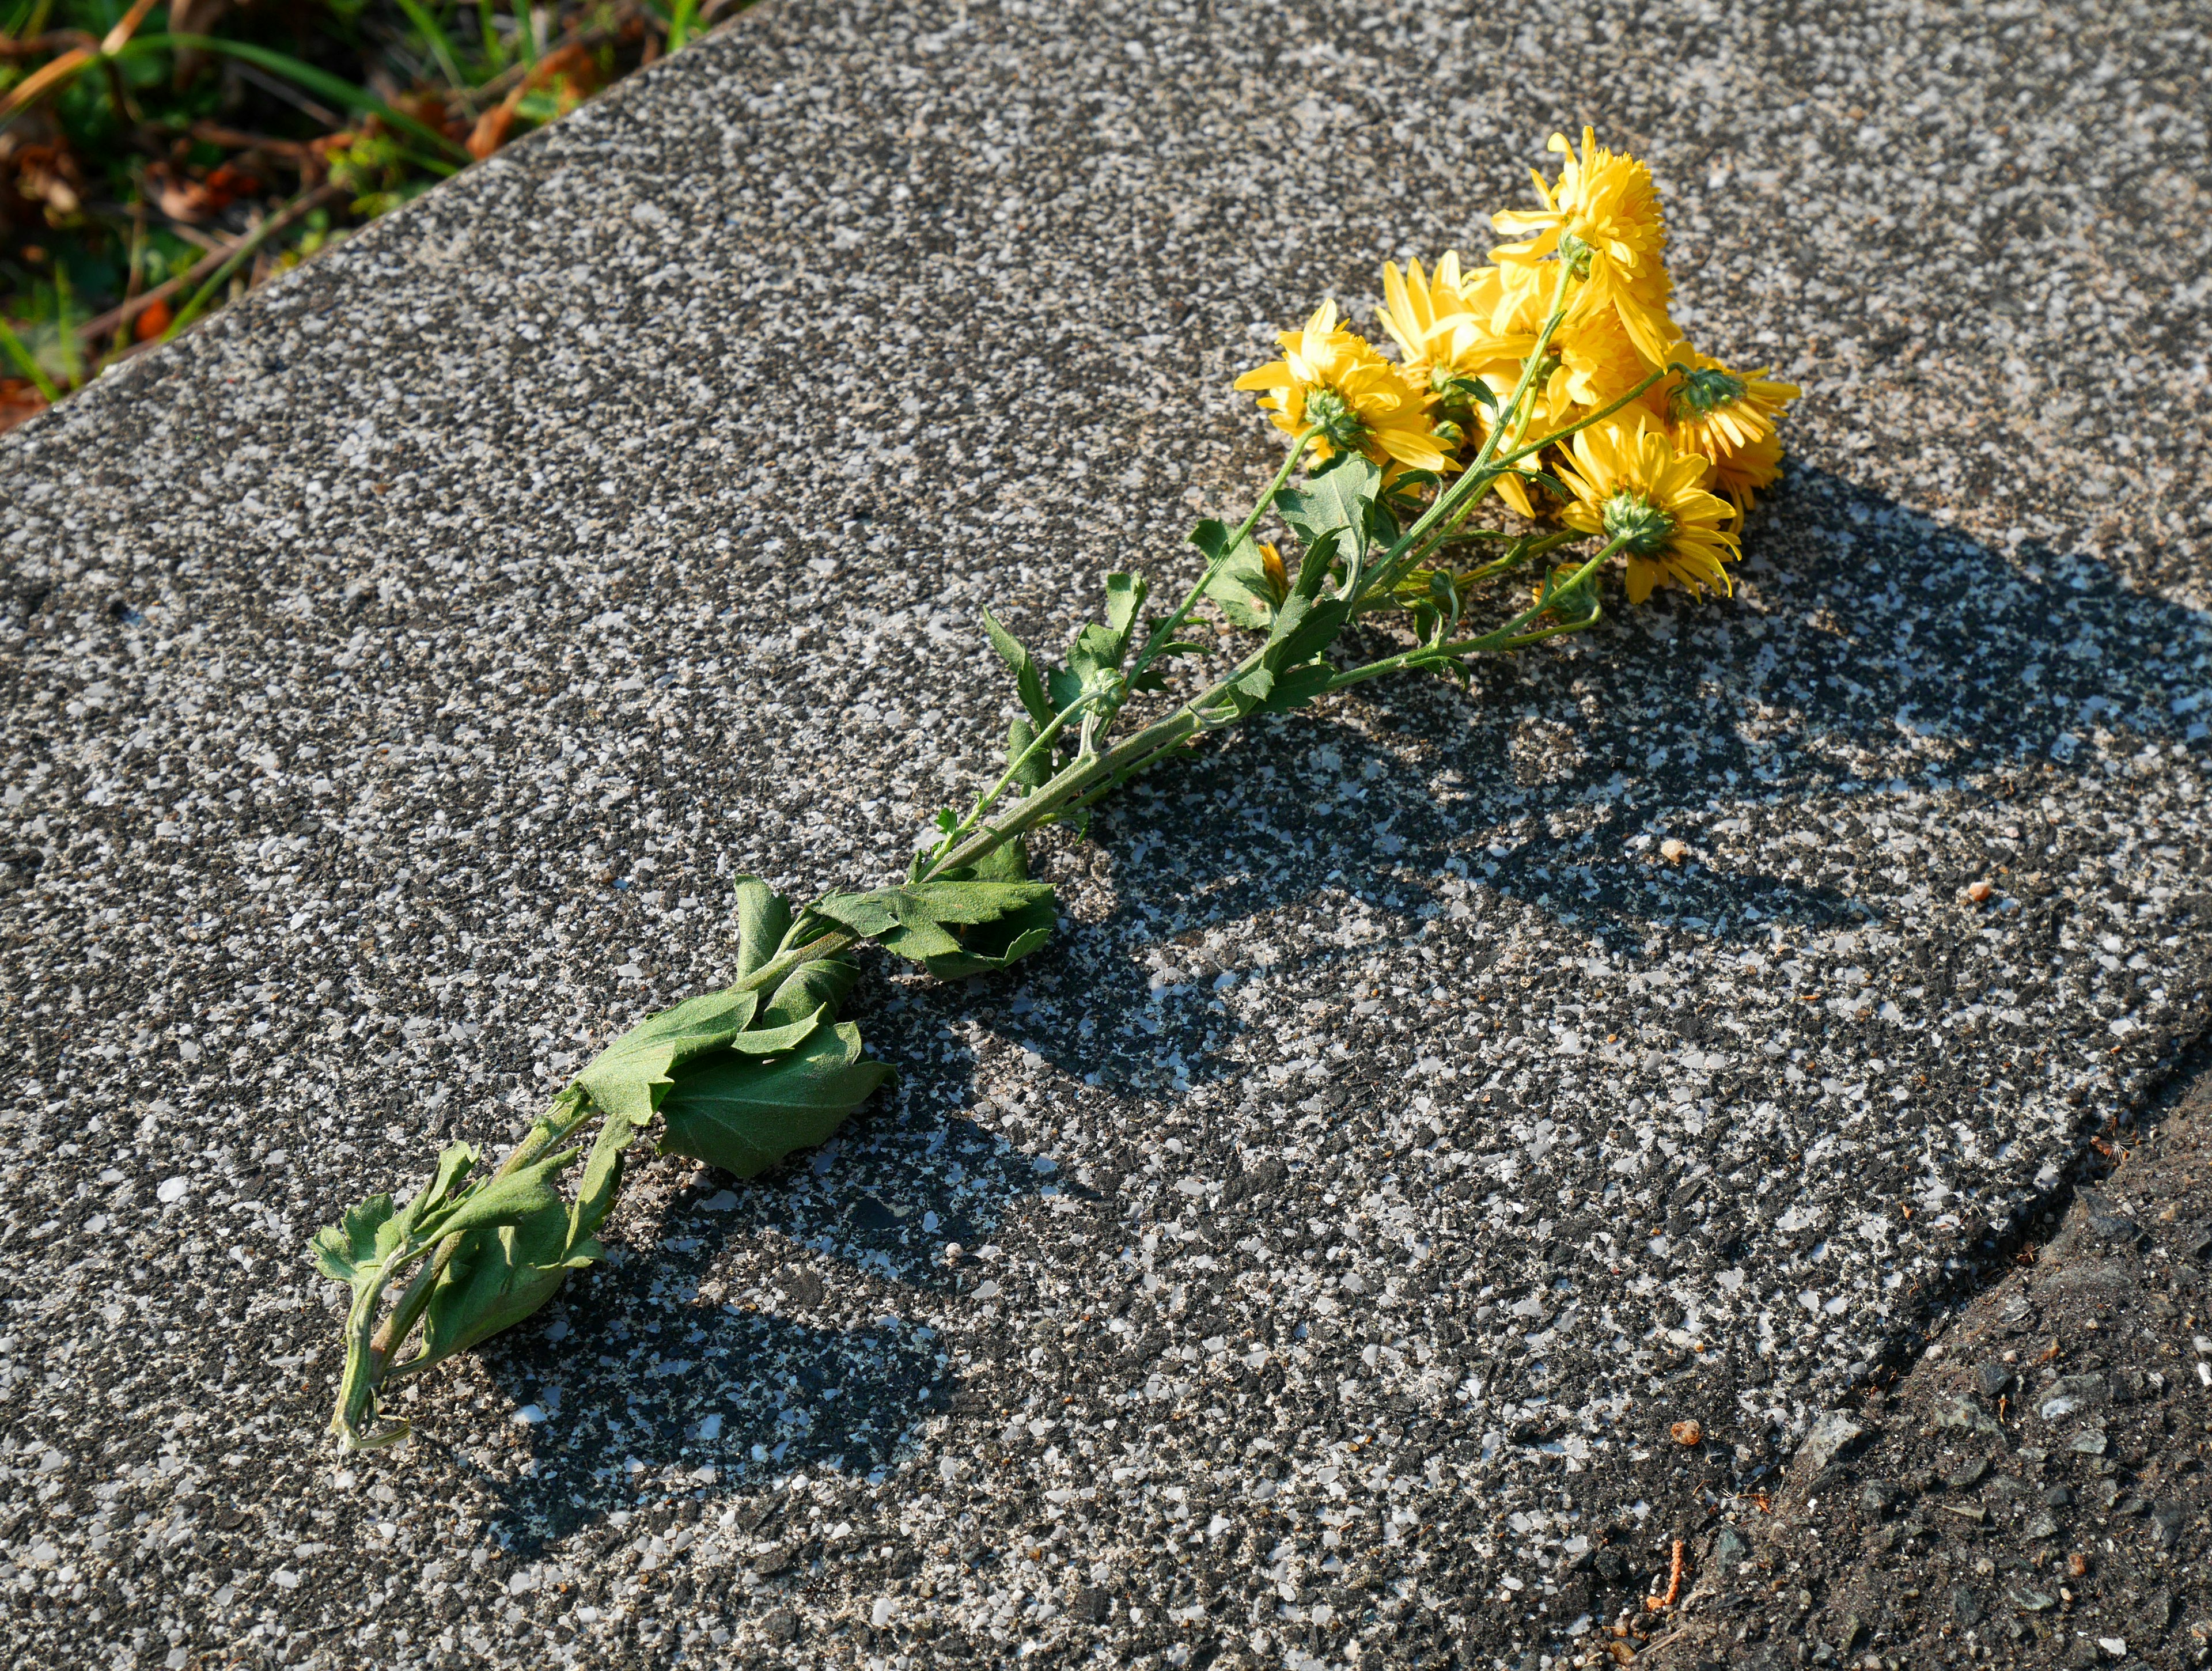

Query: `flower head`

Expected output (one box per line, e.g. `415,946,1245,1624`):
1666,346,1798,448
1379,254,1537,391
1662,346,1801,514
1556,416,1739,604
1493,127,1675,364
1236,301,1452,473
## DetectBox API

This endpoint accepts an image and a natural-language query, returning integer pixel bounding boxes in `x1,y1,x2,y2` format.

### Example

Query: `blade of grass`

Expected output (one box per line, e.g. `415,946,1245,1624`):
667,0,700,50
391,0,471,92
51,267,82,388
160,181,348,343
118,35,468,160
0,314,60,403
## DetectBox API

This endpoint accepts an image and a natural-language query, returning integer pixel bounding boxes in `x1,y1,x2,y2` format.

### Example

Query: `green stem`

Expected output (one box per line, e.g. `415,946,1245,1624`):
1125,427,1316,688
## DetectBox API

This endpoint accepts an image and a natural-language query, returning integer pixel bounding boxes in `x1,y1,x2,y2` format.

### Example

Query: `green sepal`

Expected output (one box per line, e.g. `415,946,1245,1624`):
658,1022,894,1178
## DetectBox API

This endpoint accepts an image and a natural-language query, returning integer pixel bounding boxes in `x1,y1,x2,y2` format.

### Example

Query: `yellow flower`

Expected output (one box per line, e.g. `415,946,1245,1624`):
1663,350,1805,458
1493,127,1675,365
1548,308,1669,421
1378,253,1536,389
1236,301,1452,473
1663,346,1801,514
1707,428,1785,518
1556,417,1739,605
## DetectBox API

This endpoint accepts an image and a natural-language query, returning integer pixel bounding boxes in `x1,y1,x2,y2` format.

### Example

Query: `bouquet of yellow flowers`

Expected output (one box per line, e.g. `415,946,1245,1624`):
312,130,1798,1452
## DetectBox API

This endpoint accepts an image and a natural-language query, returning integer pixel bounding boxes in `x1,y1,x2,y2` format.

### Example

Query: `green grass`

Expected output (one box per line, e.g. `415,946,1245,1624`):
0,1,751,429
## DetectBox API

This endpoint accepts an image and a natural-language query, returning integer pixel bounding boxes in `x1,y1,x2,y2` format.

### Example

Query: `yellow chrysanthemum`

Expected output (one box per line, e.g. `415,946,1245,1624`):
1665,346,1798,449
1234,300,1452,473
1379,253,1537,390
1556,416,1740,605
1548,308,1669,421
1493,127,1675,364
1707,428,1785,518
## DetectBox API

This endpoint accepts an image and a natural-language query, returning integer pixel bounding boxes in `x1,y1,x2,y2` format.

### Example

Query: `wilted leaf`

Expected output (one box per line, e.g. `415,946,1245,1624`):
658,1023,893,1178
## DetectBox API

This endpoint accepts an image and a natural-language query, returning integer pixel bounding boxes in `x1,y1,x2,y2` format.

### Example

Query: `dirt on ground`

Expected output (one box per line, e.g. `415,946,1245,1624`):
1623,1051,2212,1671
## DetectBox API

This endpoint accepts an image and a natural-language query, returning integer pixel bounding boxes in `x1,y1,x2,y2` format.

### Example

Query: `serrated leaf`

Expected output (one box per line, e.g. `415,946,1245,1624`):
731,877,792,983
982,608,1054,730
574,987,759,1131
312,1192,395,1285
658,1022,893,1179
1103,572,1146,642
1279,454,1380,567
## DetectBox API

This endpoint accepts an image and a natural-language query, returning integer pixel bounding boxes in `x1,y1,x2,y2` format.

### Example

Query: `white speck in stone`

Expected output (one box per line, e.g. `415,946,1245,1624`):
700,1190,738,1211
695,1414,723,1441
513,1404,547,1426
871,1597,896,1629
156,1177,189,1204
922,1210,940,1232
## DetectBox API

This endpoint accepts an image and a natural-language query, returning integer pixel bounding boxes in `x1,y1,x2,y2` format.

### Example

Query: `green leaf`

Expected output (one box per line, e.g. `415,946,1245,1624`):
418,1146,578,1244
812,880,1058,980
965,836,1031,884
982,608,1054,731
1257,660,1338,714
1201,532,1285,631
411,1203,589,1370
311,1193,395,1285
387,1142,480,1243
658,1022,894,1179
1103,572,1147,643
916,893,1056,979
1046,666,1085,712
1279,455,1380,569
1189,519,1232,562
574,987,759,1131
761,957,859,1030
1066,620,1126,686
1005,717,1050,791
732,877,793,981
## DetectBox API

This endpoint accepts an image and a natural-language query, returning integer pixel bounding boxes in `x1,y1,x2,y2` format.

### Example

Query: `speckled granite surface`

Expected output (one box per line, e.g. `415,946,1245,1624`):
2,3,2209,1668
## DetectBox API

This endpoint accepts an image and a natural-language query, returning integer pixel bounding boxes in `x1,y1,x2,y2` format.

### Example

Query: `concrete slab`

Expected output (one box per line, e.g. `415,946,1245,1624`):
1,2,2207,1666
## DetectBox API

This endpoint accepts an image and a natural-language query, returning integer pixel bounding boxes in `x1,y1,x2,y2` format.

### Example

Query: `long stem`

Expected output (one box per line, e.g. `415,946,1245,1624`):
1125,427,1316,688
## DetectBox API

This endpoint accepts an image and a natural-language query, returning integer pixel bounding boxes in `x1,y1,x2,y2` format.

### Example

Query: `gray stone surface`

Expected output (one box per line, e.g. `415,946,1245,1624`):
1,2,2209,1668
